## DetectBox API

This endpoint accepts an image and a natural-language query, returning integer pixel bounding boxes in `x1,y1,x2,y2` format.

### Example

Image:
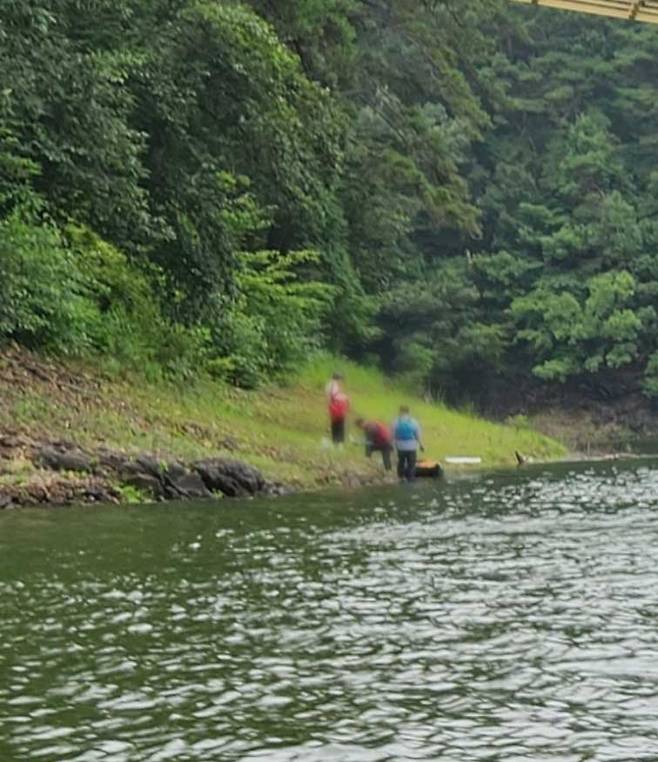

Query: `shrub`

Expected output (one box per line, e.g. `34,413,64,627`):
210,250,334,387
0,211,206,377
65,225,207,377
0,211,92,352
0,211,332,386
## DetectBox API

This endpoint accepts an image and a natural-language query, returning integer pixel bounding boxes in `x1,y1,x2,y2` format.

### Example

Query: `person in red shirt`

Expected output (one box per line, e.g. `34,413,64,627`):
356,418,393,471
326,372,349,445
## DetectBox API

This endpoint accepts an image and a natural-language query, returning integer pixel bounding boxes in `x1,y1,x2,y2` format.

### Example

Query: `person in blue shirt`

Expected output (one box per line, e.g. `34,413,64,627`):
392,405,424,481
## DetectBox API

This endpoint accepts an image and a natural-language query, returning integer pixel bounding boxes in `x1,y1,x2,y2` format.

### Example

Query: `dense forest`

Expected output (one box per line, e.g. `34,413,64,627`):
2,0,658,410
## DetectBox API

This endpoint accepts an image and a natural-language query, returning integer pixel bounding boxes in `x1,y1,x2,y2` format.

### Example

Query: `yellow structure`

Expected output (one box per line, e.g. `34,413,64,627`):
512,0,658,23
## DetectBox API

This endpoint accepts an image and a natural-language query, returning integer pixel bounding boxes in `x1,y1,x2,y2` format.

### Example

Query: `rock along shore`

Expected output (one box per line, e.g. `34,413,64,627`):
0,433,291,509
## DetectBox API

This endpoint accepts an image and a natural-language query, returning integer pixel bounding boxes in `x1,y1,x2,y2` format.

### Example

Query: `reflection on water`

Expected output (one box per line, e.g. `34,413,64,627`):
2,461,658,760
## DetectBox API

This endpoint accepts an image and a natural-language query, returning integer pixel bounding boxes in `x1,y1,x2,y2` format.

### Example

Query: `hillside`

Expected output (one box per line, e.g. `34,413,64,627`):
0,349,565,507
4,3,658,431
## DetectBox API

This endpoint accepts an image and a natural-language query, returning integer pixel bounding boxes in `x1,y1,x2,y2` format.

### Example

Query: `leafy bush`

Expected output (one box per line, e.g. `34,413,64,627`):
0,211,206,377
0,207,337,385
210,250,334,387
511,271,647,382
0,211,92,352
65,226,208,377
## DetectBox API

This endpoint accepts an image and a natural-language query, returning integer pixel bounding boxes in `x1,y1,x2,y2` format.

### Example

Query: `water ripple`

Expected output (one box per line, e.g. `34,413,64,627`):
1,460,658,760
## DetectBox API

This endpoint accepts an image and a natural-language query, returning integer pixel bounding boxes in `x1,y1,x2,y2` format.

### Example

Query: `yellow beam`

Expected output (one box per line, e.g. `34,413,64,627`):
512,0,658,23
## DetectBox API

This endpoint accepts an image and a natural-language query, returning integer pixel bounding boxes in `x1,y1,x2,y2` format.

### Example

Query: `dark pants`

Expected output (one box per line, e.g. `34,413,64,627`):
397,450,417,481
331,418,346,444
366,442,393,471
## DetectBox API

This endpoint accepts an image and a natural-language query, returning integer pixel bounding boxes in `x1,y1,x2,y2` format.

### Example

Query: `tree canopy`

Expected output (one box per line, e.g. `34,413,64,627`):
1,0,658,401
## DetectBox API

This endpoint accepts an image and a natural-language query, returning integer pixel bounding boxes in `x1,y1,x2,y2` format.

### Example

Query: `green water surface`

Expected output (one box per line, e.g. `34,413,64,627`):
2,460,658,761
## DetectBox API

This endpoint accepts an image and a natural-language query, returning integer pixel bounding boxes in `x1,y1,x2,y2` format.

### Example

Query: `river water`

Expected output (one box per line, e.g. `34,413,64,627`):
2,459,658,761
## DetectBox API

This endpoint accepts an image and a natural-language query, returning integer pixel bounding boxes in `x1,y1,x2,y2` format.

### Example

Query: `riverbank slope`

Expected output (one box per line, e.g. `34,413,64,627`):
0,347,565,506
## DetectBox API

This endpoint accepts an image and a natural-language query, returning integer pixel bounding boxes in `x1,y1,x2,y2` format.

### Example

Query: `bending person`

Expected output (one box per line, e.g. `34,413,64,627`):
356,418,393,471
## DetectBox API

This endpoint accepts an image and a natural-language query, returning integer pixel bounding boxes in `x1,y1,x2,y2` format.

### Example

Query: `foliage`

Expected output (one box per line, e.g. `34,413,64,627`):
131,1,345,316
3,0,658,405
466,15,658,400
0,0,152,247
0,212,90,352
210,250,334,388
0,210,205,377
511,271,649,381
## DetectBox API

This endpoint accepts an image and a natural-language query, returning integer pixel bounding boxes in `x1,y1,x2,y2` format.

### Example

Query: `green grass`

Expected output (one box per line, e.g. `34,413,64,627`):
295,355,565,463
0,351,566,490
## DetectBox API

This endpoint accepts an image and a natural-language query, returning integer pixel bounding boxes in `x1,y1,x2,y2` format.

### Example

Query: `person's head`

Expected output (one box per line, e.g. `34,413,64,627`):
355,417,365,429
399,405,410,416
332,372,343,381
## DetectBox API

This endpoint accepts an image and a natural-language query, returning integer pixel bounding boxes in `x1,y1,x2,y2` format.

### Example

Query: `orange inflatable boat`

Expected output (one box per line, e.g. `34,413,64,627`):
414,459,443,478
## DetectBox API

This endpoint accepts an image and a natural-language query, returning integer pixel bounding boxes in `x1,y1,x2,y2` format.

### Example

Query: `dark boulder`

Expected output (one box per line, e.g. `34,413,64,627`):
194,458,265,497
118,460,143,478
96,448,131,473
122,473,165,499
36,446,92,473
163,464,212,500
164,462,187,481
135,455,164,479
83,485,119,504
167,473,213,500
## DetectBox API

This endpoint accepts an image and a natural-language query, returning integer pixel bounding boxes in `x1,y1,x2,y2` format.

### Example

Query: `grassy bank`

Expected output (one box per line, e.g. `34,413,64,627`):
0,349,566,497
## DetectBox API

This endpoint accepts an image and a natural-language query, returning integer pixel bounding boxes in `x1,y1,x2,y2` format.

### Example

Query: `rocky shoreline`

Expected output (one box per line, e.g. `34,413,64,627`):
0,433,291,509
